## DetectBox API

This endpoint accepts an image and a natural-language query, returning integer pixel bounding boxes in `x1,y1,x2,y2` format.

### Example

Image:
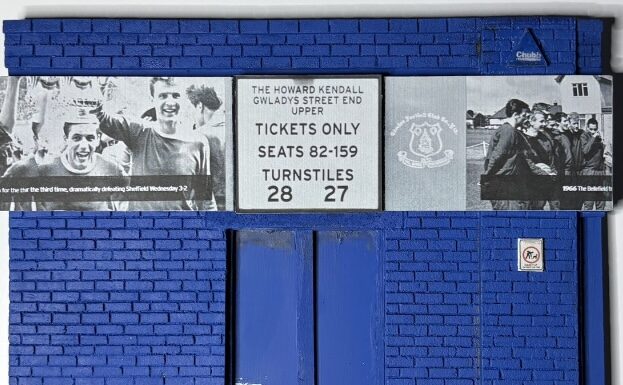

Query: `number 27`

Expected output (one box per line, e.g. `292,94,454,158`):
324,185,348,202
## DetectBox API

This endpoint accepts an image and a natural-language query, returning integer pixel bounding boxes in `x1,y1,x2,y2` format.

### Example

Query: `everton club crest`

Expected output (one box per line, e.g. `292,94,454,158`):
390,113,457,169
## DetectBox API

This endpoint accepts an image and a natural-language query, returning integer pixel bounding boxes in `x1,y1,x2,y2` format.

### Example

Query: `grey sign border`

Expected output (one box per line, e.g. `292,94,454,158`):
234,74,384,213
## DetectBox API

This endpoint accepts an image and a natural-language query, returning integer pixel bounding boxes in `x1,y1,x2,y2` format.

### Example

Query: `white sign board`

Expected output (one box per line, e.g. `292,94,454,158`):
235,76,381,212
518,238,544,272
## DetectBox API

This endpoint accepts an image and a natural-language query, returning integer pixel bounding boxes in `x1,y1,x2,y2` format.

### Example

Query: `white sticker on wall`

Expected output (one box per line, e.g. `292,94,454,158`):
518,238,544,272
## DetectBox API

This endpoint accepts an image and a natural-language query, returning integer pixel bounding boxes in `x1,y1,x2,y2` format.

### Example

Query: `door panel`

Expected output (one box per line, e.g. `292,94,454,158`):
233,230,382,385
234,230,313,385
316,231,383,385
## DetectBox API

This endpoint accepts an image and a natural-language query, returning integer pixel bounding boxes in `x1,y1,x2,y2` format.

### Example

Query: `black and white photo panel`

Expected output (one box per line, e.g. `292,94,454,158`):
385,75,613,211
0,75,613,212
466,75,613,211
0,76,233,211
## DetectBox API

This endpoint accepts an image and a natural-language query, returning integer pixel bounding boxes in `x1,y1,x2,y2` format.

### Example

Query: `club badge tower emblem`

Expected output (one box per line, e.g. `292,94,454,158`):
391,113,457,169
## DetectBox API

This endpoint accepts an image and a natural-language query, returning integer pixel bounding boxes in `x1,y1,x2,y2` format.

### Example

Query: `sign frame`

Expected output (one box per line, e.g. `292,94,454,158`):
517,238,545,272
233,74,384,213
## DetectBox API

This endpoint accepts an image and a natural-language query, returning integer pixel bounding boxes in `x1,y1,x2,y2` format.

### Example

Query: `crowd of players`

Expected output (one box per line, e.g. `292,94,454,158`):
483,98,612,210
0,76,225,211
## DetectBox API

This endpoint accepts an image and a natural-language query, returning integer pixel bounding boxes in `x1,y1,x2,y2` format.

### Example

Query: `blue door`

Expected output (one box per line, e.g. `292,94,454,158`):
233,230,382,385
316,231,383,385
234,231,314,385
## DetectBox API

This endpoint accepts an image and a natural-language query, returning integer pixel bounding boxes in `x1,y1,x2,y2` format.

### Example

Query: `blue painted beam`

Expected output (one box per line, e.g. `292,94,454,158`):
580,212,609,385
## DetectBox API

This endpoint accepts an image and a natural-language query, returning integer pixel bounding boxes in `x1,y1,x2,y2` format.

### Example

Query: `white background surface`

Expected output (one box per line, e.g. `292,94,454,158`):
0,1,622,384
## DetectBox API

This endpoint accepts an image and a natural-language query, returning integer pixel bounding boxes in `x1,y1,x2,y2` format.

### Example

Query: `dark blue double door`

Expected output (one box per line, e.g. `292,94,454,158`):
233,230,383,385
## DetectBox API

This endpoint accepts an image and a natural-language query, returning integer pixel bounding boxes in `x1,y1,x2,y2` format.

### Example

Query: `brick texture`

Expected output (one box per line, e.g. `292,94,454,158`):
480,212,579,385
577,18,603,74
10,212,226,385
2,16,604,75
9,211,580,385
5,15,604,385
385,212,480,385
479,17,578,75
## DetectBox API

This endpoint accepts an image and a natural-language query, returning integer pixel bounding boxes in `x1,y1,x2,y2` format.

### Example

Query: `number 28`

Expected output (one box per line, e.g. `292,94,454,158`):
268,185,293,202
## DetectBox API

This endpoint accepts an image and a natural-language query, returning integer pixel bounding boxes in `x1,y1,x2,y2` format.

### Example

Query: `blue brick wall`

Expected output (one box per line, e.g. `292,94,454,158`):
480,212,578,385
479,17,577,75
9,210,580,385
4,15,605,385
385,212,480,385
9,212,226,385
2,17,600,75
577,18,604,74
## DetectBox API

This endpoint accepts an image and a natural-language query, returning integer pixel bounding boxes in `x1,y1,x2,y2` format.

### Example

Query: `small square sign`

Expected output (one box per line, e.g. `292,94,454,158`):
518,238,544,272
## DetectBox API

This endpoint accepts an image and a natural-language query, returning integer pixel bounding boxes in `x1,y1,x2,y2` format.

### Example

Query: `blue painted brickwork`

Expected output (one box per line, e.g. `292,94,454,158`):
5,15,603,385
2,17,601,75
9,212,227,385
577,18,604,74
9,211,579,385
9,211,407,385
385,212,480,385
480,212,578,385
479,17,576,75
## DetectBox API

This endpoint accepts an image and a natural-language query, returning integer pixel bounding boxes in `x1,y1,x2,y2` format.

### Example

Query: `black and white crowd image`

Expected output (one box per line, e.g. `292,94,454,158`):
466,75,613,210
0,76,231,211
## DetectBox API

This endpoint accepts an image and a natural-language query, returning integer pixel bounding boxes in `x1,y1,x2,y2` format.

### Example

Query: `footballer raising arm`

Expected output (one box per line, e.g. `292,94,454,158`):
90,77,215,211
